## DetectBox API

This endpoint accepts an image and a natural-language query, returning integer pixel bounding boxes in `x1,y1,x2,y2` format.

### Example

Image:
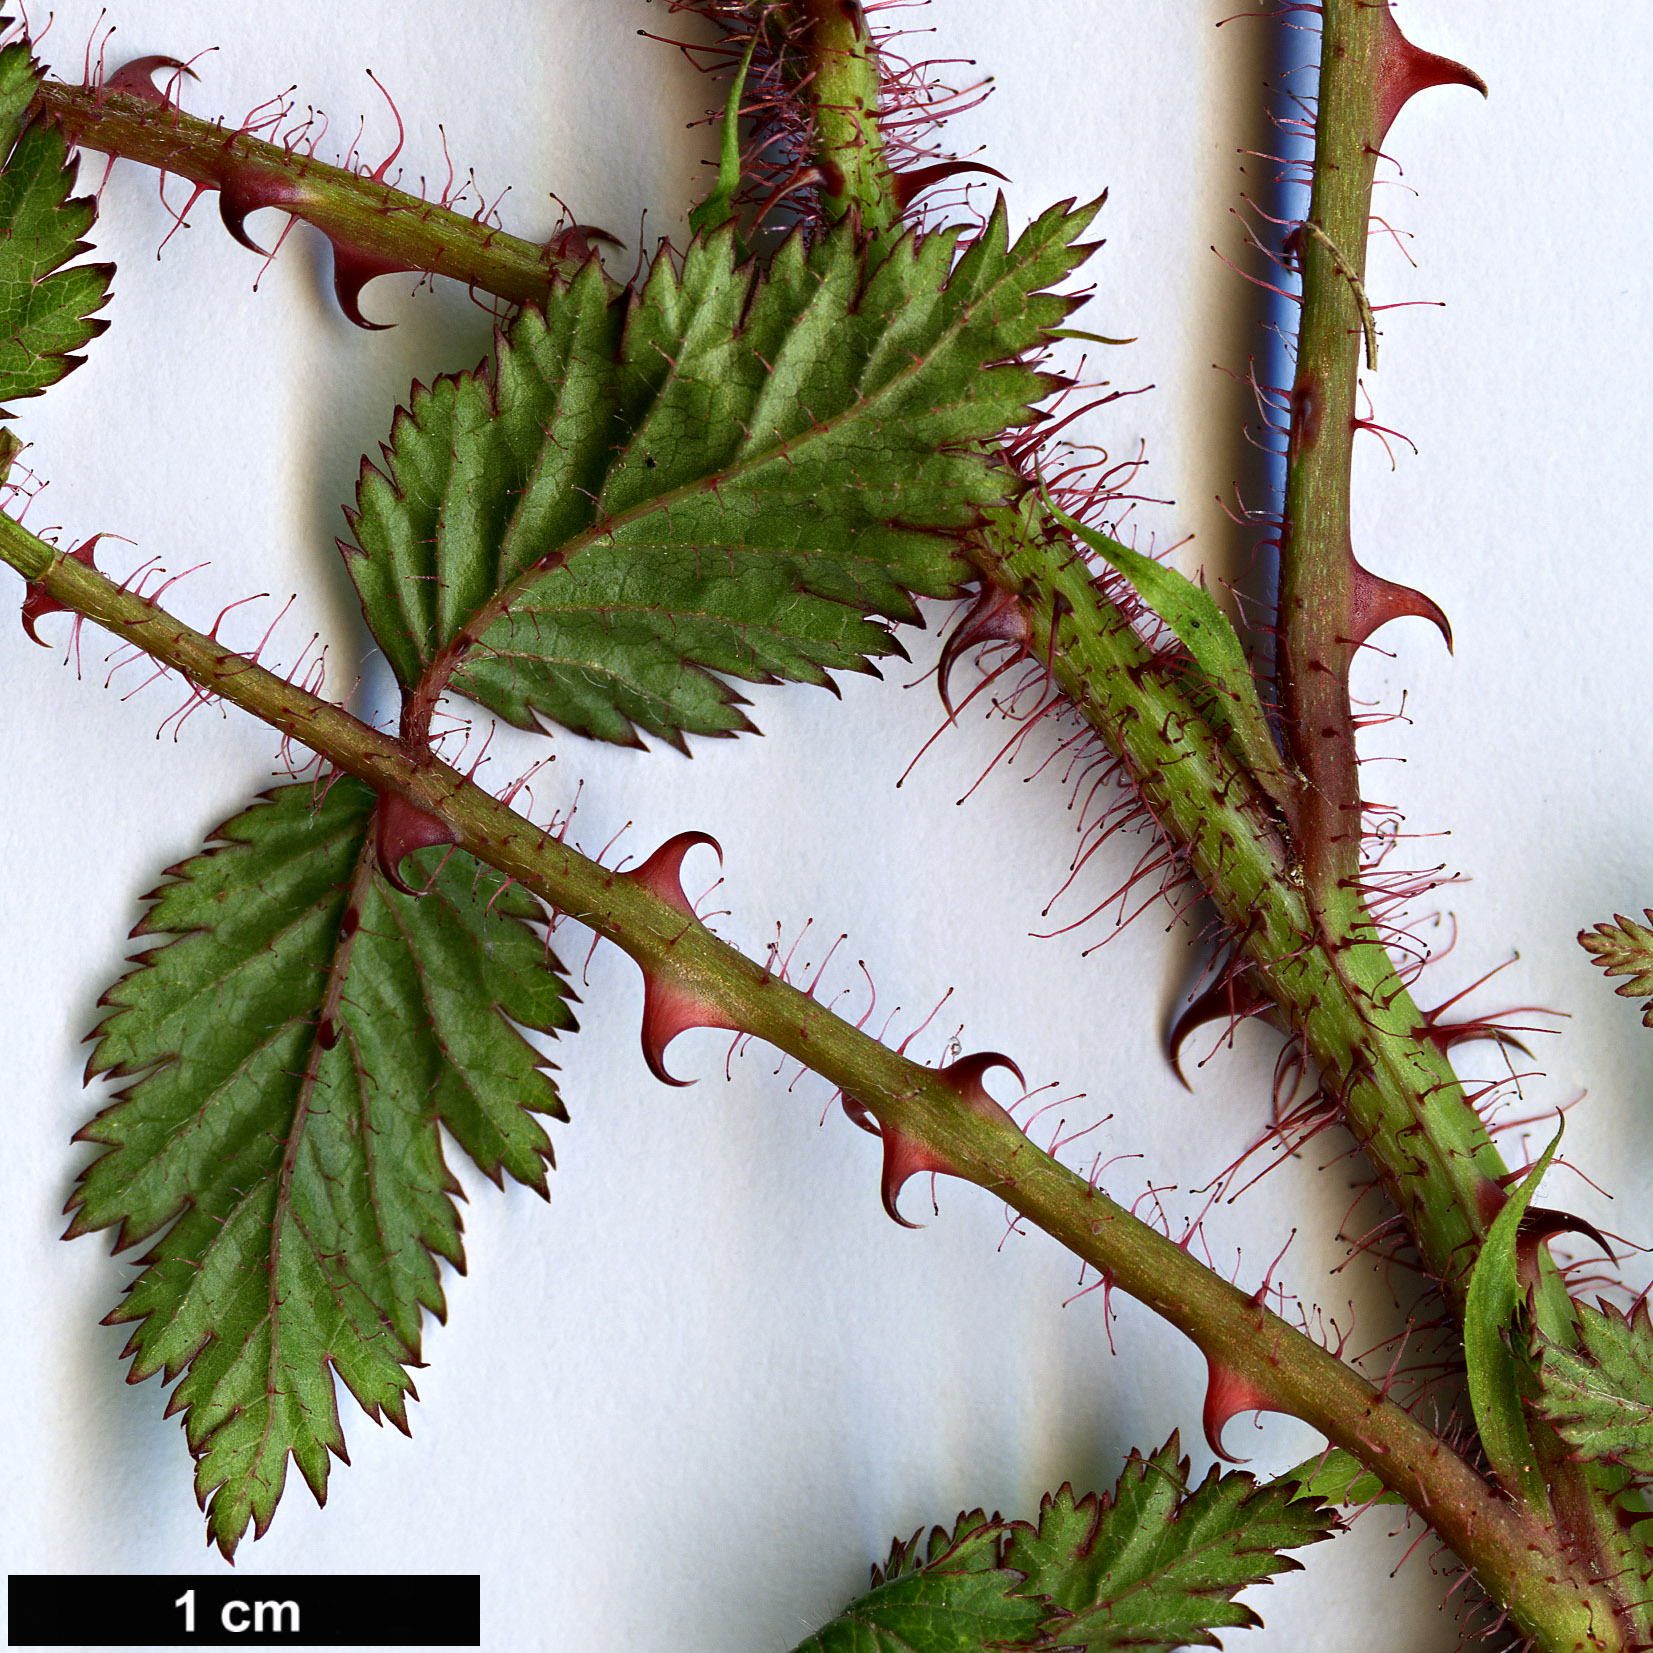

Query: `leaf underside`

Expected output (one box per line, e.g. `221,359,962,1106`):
67,778,575,1558
1538,1297,1653,1477
791,1436,1334,1652
342,196,1098,750
0,30,113,401
1581,910,1653,1028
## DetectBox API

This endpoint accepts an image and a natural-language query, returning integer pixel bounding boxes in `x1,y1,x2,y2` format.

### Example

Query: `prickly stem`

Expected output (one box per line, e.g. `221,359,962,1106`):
39,78,601,310
0,509,1623,1651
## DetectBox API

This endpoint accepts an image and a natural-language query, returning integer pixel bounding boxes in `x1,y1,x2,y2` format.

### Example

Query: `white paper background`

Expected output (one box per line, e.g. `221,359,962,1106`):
3,3,1651,1650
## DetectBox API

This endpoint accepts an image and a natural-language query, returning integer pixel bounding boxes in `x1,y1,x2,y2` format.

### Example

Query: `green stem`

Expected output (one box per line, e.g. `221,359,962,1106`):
39,78,591,307
792,0,900,242
0,510,1619,1651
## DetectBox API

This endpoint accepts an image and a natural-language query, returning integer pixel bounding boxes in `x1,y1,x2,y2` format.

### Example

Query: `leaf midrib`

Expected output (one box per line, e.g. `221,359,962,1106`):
412,222,1060,711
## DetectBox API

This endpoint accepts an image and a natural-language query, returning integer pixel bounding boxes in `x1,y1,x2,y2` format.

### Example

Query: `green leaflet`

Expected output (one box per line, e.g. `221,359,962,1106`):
1283,1446,1402,1509
0,30,112,401
1464,1121,1564,1512
1538,1298,1653,1476
1038,489,1293,810
1580,910,1653,1028
791,1438,1334,1653
790,1515,1047,1653
1002,1439,1334,1650
67,778,574,1558
343,197,1098,749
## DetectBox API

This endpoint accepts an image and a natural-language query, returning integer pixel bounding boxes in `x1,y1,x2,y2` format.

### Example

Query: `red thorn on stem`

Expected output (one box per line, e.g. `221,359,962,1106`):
876,1052,1025,1228
218,173,301,256
1202,1352,1282,1462
890,161,1010,215
1348,557,1452,653
937,584,1031,717
1518,1207,1617,1269
626,831,721,916
330,241,416,331
21,536,102,645
1168,969,1271,1088
637,974,741,1087
624,832,735,1085
1375,7,1488,146
1419,1017,1530,1060
373,789,457,895
104,55,197,105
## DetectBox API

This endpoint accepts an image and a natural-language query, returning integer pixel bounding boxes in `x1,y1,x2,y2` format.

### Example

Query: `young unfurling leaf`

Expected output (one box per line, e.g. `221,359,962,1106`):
66,778,574,1558
1581,910,1653,1028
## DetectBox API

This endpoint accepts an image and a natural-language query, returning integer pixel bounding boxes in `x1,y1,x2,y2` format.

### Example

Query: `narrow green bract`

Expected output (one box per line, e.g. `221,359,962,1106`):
792,1438,1333,1652
1464,1123,1563,1512
0,30,112,401
342,198,1098,748
66,778,575,1558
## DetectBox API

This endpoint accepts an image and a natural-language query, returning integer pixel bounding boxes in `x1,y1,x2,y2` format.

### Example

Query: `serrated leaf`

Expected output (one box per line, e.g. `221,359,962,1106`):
1581,911,1653,1028
1464,1121,1564,1511
792,1512,1047,1653
793,1438,1333,1653
1003,1438,1335,1650
66,777,574,1557
0,33,113,400
1283,1446,1402,1508
343,197,1098,749
1538,1298,1653,1475
1038,487,1292,809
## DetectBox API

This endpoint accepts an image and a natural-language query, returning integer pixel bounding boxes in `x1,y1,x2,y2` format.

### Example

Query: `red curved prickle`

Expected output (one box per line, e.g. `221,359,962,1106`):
626,830,722,916
1419,1017,1530,1059
1168,968,1272,1089
103,55,197,106
937,584,1031,717
1517,1207,1617,1270
624,831,737,1086
1347,557,1452,652
373,788,457,895
21,536,102,646
218,172,301,256
880,1052,1026,1227
1375,6,1488,146
890,161,1010,216
1202,1351,1283,1462
330,242,417,331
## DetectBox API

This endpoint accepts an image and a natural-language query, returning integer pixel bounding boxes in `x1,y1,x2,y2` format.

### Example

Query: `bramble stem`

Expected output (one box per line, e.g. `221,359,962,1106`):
40,78,591,307
0,509,1620,1652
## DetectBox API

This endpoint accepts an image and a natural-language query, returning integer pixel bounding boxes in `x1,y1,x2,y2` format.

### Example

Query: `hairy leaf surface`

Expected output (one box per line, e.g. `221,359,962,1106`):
67,778,574,1558
791,1438,1333,1652
1002,1439,1334,1650
0,29,112,400
343,198,1098,749
1538,1298,1653,1475
1581,910,1653,1027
